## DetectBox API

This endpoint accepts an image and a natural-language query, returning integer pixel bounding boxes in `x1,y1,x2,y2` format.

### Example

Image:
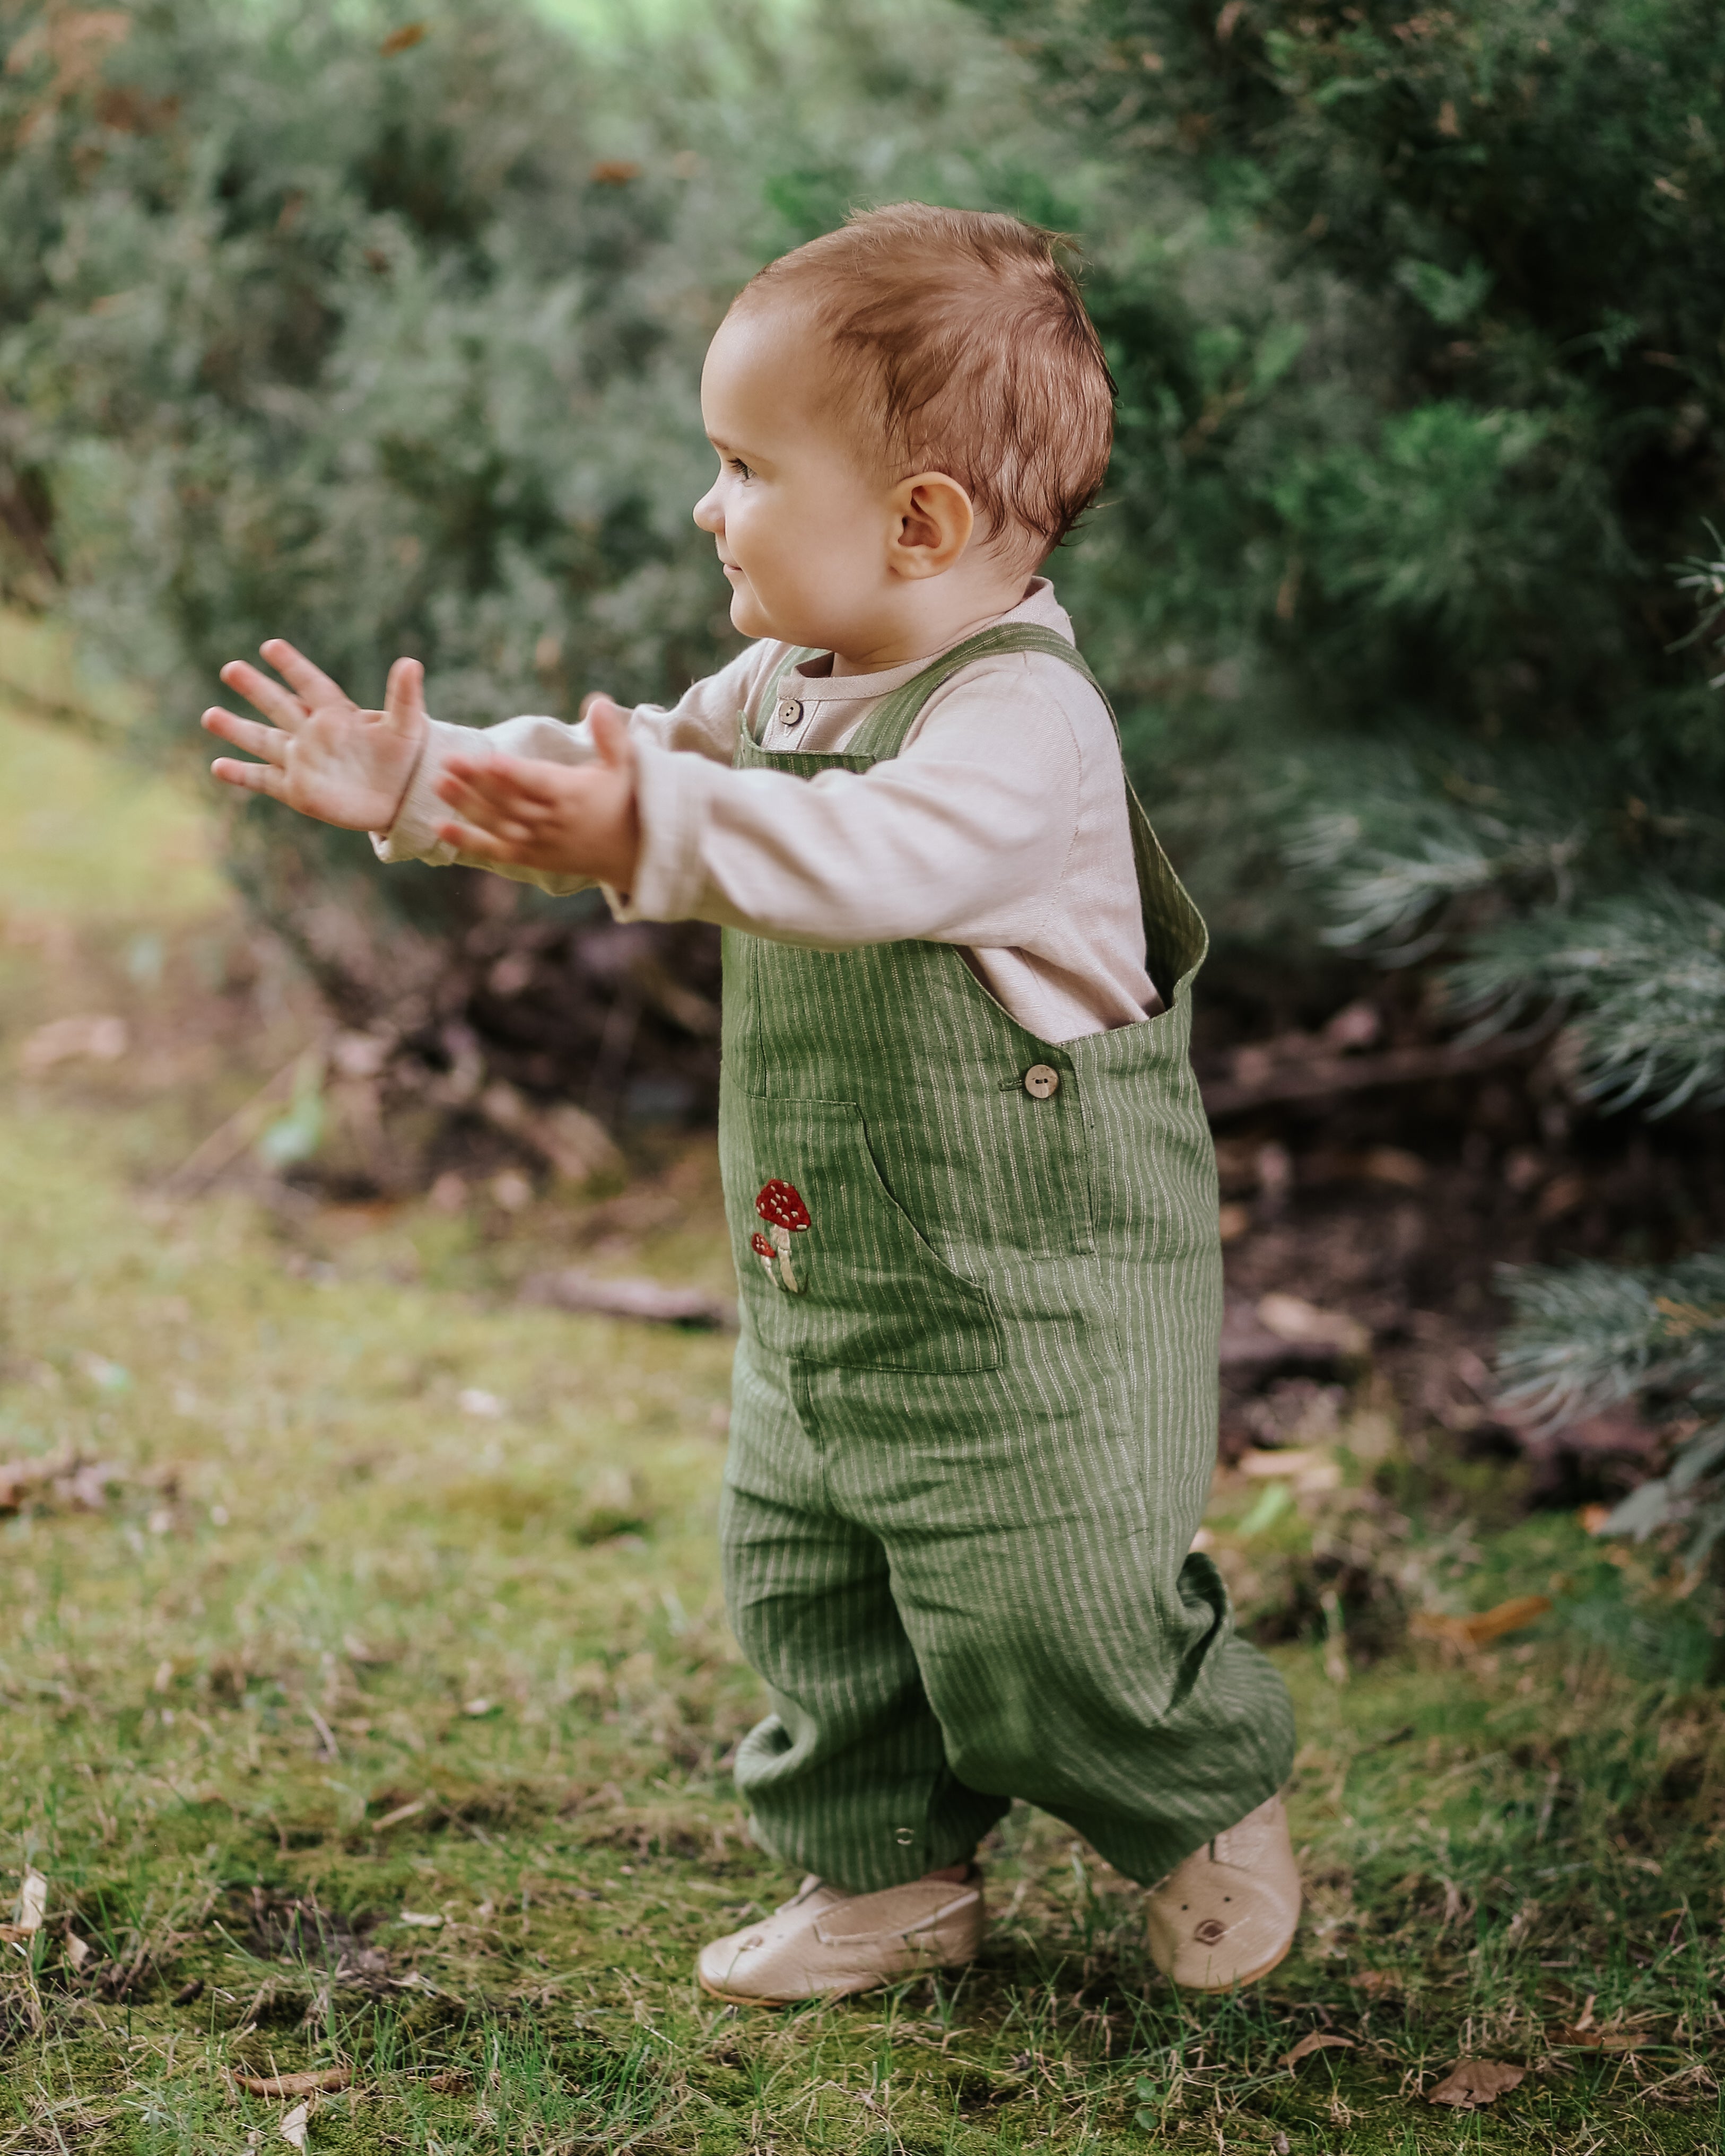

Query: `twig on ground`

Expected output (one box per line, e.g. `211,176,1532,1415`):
1201,1027,1554,1119
520,1270,736,1330
162,1040,329,1194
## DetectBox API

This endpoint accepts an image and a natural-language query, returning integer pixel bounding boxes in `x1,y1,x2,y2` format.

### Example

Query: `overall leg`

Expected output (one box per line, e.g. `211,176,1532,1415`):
723,1336,1008,1893
811,1358,1295,1888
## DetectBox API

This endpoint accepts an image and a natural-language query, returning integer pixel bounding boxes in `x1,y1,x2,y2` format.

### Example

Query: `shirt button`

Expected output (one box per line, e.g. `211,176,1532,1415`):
1023,1064,1060,1099
776,697,801,726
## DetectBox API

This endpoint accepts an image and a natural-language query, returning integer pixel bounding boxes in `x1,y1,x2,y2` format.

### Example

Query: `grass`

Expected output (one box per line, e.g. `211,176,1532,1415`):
0,664,1721,2152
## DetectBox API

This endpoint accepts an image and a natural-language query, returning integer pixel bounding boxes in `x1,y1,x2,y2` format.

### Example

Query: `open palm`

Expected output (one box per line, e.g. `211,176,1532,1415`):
202,640,426,832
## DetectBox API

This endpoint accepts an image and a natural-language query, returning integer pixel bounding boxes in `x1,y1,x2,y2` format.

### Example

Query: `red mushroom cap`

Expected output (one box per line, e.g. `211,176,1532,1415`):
750,1231,774,1258
755,1179,810,1232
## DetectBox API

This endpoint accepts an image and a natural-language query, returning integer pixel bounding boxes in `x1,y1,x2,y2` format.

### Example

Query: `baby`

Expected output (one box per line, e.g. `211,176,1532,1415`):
203,203,1299,2000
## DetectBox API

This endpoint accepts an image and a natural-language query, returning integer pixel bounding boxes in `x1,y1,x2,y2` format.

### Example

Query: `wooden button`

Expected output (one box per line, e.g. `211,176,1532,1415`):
1023,1064,1060,1098
776,697,802,726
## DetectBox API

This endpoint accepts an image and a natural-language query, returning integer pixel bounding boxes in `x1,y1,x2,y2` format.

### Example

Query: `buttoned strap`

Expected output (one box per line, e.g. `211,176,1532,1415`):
840,625,1100,764
743,645,823,746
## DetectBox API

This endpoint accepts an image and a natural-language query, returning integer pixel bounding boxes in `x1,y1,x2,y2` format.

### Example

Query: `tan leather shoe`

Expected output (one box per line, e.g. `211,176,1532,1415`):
1144,1793,1301,1990
696,1870,985,2004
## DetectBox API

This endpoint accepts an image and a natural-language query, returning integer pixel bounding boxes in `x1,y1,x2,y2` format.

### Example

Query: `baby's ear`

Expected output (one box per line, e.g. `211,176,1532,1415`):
892,472,974,578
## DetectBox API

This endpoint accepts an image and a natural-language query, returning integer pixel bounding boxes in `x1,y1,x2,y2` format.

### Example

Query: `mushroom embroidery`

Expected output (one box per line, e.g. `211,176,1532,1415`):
755,1180,810,1292
750,1230,777,1280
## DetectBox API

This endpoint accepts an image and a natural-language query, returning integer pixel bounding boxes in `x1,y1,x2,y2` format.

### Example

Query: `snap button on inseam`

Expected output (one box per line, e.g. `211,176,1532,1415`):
1023,1064,1060,1099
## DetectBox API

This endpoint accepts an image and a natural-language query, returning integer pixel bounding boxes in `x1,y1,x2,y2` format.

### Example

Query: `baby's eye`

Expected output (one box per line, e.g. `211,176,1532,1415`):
726,457,754,480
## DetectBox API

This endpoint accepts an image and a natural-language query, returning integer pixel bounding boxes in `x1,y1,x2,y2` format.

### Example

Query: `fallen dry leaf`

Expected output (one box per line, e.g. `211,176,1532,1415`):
20,1014,129,1075
378,22,426,53
426,2068,471,2093
1412,1595,1552,1650
1362,1144,1426,1188
0,1452,126,1517
279,2099,310,2150
1427,2059,1524,2108
236,2068,353,2099
1547,2023,1641,2051
1283,2031,1356,2068
18,1870,47,1932
65,1933,93,1970
1256,1293,1370,1357
397,1910,443,1928
1238,1446,1342,1491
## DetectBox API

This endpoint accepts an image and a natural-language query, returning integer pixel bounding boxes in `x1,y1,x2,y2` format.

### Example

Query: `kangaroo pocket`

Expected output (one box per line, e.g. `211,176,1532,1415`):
722,1094,1003,1373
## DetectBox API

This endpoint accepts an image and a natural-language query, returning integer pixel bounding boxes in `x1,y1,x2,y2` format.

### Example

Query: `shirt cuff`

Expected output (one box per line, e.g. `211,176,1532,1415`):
369,718,475,866
611,738,715,923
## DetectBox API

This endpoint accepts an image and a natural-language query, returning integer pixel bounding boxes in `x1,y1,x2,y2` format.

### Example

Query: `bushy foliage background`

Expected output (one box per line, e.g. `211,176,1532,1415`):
6,0,1725,1548
971,0,1725,1551
0,0,1076,1052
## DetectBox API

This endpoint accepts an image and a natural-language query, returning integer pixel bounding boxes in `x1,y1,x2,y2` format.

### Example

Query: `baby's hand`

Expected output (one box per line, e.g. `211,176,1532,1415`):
434,696,641,889
203,641,426,832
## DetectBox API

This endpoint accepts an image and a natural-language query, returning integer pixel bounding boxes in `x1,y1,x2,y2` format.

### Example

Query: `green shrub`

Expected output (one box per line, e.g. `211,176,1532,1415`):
0,0,1067,1133
977,0,1725,1549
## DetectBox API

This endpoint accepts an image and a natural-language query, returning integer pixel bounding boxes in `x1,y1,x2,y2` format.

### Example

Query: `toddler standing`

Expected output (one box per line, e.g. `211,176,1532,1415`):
203,204,1299,1999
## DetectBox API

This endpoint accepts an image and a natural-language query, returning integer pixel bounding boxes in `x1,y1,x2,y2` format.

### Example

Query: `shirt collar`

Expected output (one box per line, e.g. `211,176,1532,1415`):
786,577,1073,702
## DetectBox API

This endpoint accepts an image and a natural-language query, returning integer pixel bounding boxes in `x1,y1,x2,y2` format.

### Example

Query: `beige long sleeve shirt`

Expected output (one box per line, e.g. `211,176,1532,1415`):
374,578,1159,1044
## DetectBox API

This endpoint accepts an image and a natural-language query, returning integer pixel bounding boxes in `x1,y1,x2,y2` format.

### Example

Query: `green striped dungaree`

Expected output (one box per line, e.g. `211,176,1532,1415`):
719,625,1295,1893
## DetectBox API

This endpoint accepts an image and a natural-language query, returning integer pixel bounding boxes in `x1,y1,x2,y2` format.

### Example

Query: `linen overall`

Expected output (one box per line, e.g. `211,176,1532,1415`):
719,625,1295,1895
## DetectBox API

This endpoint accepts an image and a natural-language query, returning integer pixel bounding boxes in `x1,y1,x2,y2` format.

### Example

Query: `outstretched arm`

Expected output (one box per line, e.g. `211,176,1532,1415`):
431,696,642,891
202,640,427,831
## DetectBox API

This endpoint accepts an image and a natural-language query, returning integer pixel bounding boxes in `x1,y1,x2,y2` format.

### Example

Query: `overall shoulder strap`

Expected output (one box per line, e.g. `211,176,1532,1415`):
842,622,1210,993
841,624,1097,764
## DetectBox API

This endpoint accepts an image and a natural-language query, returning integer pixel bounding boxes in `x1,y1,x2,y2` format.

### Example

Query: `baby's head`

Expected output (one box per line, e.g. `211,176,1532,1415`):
694,204,1115,662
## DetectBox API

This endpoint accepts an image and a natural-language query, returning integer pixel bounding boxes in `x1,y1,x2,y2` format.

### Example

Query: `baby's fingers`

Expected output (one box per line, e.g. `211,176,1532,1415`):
444,750,563,810
434,815,520,861
202,707,288,763
218,660,308,732
260,638,351,710
435,767,552,835
210,754,290,800
433,773,530,842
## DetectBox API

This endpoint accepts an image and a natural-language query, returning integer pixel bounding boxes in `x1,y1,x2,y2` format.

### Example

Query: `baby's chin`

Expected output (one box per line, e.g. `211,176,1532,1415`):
729,584,783,642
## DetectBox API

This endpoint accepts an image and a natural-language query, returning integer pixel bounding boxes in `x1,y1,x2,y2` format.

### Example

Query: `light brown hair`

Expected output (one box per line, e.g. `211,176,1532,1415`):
733,203,1116,558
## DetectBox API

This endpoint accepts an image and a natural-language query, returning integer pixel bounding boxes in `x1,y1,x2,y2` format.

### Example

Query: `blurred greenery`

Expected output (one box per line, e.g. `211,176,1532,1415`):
4,0,1725,1823
964,0,1725,1555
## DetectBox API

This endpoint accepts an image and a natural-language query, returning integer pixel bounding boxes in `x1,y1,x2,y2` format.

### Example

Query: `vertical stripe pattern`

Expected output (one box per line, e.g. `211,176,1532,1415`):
719,627,1295,1893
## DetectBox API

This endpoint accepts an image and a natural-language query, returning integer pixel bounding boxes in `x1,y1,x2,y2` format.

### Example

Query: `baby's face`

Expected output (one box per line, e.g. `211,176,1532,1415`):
693,306,900,653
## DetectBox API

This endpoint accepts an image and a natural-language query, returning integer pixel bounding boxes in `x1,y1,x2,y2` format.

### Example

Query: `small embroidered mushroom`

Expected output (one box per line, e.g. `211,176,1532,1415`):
749,1230,777,1281
755,1180,810,1293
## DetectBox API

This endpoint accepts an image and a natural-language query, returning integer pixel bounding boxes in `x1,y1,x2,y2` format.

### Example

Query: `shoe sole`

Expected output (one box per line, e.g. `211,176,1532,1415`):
698,1945,979,2009
1168,1932,1294,1993
698,1967,925,2006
